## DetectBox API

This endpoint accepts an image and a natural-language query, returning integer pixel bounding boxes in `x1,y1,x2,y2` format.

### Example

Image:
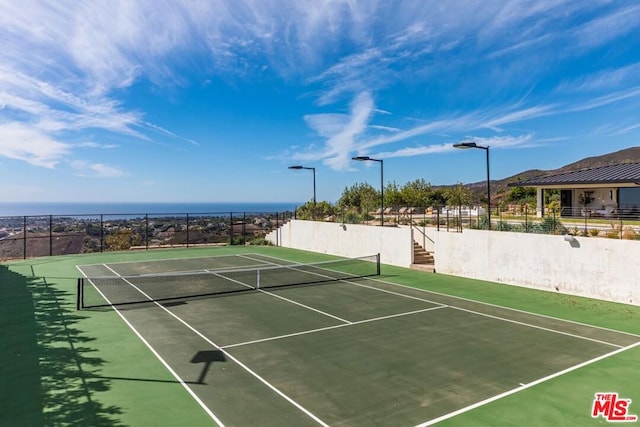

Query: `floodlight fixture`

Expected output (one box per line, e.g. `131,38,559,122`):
288,165,316,220
453,141,491,229
351,156,384,226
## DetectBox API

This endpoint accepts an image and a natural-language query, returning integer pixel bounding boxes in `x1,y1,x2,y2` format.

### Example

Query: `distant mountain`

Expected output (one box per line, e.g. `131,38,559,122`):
459,146,640,200
556,146,640,172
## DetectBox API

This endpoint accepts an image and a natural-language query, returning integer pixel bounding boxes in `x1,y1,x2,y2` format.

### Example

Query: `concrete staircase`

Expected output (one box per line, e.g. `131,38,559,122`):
411,241,435,273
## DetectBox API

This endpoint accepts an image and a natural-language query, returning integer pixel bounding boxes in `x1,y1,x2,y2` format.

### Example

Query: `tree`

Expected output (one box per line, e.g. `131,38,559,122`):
384,181,404,207
296,200,337,220
506,186,536,203
337,183,380,212
444,182,473,207
105,230,132,251
401,179,432,207
430,188,448,207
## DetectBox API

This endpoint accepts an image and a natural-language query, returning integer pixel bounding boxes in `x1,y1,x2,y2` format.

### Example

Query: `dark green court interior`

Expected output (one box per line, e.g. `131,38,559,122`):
2,246,639,426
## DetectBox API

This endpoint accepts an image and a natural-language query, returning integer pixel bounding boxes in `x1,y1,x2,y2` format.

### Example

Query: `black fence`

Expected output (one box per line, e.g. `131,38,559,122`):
3,204,639,261
0,211,294,260
331,204,640,239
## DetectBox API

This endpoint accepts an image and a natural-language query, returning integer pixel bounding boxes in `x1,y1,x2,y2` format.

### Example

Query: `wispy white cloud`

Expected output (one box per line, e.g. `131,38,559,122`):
0,0,638,189
304,114,351,139
571,4,640,50
70,160,127,178
295,91,374,169
555,64,640,93
374,134,535,159
142,121,200,146
370,125,400,132
296,89,548,167
0,122,69,168
481,105,557,131
375,142,454,159
564,86,640,113
466,134,536,149
74,142,119,149
613,123,640,136
0,1,199,172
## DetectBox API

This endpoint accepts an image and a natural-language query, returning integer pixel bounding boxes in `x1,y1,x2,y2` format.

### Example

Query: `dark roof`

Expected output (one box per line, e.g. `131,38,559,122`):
509,162,640,187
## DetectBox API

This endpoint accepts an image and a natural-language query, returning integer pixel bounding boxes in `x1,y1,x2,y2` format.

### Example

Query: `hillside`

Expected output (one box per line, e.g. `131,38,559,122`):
461,146,640,200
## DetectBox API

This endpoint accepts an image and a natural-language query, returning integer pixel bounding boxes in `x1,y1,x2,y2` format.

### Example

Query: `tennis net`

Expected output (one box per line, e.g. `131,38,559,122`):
77,253,380,309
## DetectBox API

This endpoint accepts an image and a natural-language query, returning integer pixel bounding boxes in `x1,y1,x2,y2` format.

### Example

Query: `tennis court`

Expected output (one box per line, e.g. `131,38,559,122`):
70,250,640,426
3,246,640,426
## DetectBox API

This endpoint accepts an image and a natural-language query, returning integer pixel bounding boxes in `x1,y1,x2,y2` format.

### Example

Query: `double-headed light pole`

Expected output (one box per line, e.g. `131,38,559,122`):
351,156,384,226
288,165,316,220
452,141,491,229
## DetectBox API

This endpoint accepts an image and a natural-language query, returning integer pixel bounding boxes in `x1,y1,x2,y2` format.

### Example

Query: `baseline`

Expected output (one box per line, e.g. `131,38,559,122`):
414,341,640,426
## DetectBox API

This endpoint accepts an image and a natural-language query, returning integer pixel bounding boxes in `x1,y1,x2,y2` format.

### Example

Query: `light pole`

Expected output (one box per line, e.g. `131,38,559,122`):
453,142,491,230
352,156,384,226
288,165,316,220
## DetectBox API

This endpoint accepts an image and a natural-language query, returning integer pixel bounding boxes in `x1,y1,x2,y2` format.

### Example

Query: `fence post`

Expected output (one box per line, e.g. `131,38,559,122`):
446,211,449,232
100,214,104,252
49,215,53,256
145,214,149,250
243,212,246,245
620,216,623,239
186,213,190,248
23,216,26,259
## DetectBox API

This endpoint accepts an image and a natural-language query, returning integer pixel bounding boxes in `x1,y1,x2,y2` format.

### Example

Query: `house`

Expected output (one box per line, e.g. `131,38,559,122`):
509,162,640,218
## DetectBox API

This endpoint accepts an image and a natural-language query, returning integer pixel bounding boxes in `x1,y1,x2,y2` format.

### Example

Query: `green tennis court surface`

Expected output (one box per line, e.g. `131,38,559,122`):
2,246,640,426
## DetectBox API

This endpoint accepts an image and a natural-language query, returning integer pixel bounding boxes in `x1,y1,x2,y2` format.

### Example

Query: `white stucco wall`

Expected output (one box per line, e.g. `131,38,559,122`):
434,229,640,305
266,220,413,267
268,220,640,306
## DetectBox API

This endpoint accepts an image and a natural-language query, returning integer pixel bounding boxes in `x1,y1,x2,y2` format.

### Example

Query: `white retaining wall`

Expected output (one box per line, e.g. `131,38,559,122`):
267,220,640,306
434,229,640,306
267,220,413,267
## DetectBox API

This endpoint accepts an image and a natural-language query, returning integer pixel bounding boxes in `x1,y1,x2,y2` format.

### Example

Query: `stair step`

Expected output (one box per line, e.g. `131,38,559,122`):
412,240,435,269
410,264,436,273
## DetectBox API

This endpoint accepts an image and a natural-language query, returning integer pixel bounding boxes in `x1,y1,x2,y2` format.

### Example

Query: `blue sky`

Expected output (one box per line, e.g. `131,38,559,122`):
1,1,639,204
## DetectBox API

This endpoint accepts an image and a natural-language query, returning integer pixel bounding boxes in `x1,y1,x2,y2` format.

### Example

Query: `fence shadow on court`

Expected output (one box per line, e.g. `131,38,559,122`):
0,264,124,426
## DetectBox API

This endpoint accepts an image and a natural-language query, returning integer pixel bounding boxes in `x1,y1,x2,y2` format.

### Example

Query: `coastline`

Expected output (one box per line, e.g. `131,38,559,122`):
0,202,299,217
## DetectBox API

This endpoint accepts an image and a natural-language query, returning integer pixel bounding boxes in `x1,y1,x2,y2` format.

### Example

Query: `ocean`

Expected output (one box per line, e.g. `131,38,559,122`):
0,202,300,217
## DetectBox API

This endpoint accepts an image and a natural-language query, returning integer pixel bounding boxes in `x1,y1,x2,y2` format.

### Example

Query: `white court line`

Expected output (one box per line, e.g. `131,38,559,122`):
449,305,624,348
342,279,626,348
414,340,640,427
98,264,330,427
79,252,264,268
77,266,226,427
242,253,628,348
222,305,448,349
210,271,352,324
240,254,443,307
368,276,640,339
